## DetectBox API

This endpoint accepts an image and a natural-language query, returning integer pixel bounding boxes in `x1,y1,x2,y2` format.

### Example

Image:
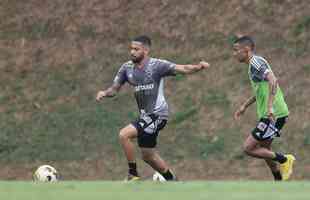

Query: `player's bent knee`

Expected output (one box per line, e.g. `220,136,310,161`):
244,149,252,156
119,129,129,141
243,143,254,155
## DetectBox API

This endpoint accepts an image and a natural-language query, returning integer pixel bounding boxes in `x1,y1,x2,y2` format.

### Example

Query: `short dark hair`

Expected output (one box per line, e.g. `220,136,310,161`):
234,36,255,50
132,35,152,47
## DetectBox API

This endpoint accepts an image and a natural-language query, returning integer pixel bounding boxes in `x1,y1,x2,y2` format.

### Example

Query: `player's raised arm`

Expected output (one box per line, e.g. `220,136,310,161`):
174,61,210,74
96,83,122,101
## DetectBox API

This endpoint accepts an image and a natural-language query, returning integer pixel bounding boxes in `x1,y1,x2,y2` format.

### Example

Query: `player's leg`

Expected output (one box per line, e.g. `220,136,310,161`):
260,140,282,180
243,134,277,159
119,124,139,180
244,117,295,180
136,115,176,181
140,148,176,181
244,118,287,162
243,134,289,180
244,134,289,163
273,117,295,180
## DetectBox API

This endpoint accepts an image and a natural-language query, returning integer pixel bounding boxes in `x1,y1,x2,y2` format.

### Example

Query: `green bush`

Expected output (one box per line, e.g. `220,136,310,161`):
294,16,310,36
200,136,225,159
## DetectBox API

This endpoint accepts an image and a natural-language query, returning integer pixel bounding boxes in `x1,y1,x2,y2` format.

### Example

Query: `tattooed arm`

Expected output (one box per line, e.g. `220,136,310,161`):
96,83,122,100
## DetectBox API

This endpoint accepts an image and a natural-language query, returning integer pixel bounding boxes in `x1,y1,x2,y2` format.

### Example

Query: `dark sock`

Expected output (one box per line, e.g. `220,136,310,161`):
272,171,282,181
160,169,174,181
128,162,138,176
272,153,287,164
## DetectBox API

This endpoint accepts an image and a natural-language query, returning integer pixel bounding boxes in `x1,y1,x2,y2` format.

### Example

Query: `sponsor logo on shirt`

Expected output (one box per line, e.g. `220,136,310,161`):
135,83,154,91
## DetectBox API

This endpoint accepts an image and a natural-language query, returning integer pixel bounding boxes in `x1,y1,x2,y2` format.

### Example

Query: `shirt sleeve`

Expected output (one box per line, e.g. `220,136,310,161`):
113,64,128,85
250,58,271,81
156,59,176,77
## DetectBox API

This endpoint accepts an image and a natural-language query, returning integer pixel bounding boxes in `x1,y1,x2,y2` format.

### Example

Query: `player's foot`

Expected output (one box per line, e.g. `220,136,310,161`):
153,171,178,182
124,174,140,182
164,171,178,181
280,154,296,180
170,171,178,181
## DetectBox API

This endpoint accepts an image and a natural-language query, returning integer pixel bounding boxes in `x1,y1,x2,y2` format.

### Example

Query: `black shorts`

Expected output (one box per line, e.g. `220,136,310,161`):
131,114,167,148
251,116,288,141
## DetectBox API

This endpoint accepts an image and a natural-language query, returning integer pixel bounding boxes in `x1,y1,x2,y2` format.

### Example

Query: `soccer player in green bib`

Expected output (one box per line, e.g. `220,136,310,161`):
233,36,295,181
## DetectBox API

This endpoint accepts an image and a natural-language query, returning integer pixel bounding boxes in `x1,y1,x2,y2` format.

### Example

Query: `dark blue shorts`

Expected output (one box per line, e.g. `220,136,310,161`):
251,116,288,141
131,114,167,148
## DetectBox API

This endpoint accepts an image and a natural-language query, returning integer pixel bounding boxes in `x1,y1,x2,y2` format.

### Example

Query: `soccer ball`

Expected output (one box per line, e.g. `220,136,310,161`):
152,171,166,182
33,165,58,182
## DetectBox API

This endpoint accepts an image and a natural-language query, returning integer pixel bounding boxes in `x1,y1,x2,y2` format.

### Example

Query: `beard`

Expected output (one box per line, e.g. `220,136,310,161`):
238,56,247,63
131,54,144,64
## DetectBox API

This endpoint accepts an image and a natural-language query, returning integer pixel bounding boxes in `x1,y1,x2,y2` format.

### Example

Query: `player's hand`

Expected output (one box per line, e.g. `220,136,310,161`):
234,105,246,120
267,107,275,123
96,90,107,101
199,61,210,69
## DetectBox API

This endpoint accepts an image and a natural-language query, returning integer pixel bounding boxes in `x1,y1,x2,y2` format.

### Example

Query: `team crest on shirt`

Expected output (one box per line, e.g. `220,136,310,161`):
144,68,154,82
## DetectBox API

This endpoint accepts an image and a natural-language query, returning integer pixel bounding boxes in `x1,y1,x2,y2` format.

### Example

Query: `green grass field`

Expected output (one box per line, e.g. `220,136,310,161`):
0,181,309,200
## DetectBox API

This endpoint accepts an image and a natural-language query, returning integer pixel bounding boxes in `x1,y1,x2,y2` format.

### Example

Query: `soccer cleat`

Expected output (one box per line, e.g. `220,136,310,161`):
280,154,296,180
166,171,178,181
124,174,141,182
171,175,178,181
153,171,178,182
170,172,178,181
